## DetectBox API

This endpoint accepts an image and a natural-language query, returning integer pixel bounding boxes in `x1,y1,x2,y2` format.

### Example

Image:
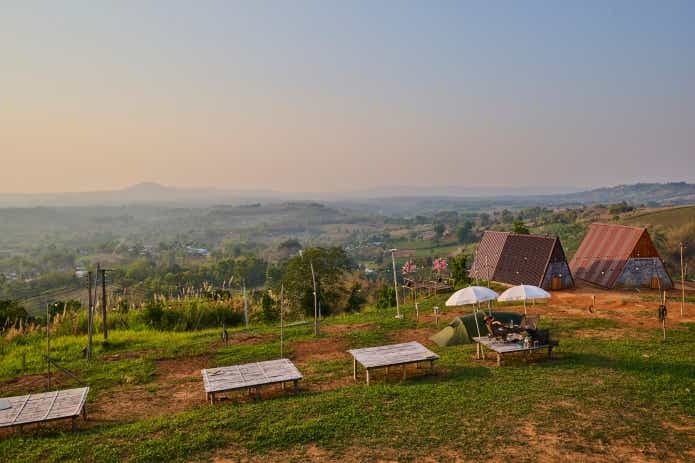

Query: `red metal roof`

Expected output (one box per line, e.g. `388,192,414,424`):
471,231,572,288
494,234,560,287
470,231,508,281
569,223,648,288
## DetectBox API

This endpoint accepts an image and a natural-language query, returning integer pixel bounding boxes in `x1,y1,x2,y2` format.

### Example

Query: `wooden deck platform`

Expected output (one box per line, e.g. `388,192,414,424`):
0,387,89,431
348,341,439,385
473,336,555,366
201,358,302,403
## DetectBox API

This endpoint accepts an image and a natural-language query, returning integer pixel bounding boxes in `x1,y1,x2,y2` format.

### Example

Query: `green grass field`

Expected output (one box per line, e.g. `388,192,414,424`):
622,205,695,228
1,294,694,462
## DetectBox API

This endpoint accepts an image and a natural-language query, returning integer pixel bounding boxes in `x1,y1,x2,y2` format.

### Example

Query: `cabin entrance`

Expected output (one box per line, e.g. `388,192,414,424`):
551,276,563,290
650,277,661,290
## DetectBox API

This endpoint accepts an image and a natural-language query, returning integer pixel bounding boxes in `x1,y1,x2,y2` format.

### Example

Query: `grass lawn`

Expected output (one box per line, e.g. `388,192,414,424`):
1,293,694,462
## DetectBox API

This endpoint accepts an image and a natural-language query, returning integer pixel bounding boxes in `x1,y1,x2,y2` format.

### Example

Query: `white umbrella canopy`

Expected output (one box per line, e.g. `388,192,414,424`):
445,286,499,306
497,284,550,314
497,285,550,302
445,286,499,338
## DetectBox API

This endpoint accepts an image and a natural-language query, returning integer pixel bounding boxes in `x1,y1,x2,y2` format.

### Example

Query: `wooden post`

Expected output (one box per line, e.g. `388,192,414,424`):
86,271,93,361
46,302,51,390
681,242,686,317
366,368,370,385
243,283,249,328
662,291,667,341
415,302,419,322
352,357,357,381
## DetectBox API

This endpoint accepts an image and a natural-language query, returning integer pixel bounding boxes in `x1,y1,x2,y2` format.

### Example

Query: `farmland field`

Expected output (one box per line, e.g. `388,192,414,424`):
1,288,694,462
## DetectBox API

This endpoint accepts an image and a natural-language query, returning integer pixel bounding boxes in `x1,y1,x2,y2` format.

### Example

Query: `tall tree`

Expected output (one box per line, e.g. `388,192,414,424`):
456,221,474,244
282,247,353,316
449,253,469,288
512,220,530,234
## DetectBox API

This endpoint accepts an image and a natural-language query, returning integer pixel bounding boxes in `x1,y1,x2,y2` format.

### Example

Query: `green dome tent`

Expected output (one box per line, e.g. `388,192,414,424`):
430,311,524,347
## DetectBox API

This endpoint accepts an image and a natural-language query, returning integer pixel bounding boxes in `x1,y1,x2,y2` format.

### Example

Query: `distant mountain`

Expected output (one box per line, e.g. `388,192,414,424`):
0,183,283,207
548,182,695,206
0,181,692,208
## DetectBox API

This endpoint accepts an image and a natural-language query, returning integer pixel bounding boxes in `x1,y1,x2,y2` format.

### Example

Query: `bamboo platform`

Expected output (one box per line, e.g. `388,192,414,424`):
201,358,302,403
348,341,439,385
0,387,89,431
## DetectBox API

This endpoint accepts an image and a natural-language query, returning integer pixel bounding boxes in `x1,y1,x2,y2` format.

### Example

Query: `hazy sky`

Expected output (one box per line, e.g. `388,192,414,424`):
1,1,694,194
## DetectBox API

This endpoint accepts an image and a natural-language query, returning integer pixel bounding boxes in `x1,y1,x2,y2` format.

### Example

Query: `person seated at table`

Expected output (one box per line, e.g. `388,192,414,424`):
484,315,509,339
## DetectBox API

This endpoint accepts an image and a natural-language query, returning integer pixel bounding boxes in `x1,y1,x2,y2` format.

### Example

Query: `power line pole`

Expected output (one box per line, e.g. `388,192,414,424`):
310,260,319,336
279,284,284,358
101,267,108,340
46,302,51,390
389,249,402,319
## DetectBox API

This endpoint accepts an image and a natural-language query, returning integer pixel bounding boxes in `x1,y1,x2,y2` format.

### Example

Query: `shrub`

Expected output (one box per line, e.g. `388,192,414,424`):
375,284,396,309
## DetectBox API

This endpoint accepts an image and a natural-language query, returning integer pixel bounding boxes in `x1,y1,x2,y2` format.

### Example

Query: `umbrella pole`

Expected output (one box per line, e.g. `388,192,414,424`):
473,305,482,338
524,298,527,315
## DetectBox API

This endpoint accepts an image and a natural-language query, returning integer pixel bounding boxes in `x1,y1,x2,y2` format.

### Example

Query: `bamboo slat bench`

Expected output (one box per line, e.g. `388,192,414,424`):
0,387,89,431
473,336,555,366
201,358,302,404
348,341,439,385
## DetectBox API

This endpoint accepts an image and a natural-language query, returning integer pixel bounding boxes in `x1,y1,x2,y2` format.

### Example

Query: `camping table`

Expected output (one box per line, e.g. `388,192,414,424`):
348,341,439,385
473,337,554,366
201,358,302,404
0,387,89,431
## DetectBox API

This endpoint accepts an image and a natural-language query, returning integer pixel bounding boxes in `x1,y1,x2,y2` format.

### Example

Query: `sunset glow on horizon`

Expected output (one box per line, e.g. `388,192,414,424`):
1,1,694,194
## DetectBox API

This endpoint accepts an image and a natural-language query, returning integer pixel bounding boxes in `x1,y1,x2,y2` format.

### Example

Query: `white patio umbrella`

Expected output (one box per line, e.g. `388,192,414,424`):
497,284,551,315
446,286,499,337
445,286,499,306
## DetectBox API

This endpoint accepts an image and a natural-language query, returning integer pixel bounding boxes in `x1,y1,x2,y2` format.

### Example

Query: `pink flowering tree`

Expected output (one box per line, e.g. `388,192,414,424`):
433,257,448,274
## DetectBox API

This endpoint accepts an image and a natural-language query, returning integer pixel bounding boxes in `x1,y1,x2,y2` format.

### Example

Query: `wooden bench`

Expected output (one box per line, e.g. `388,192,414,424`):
0,387,89,431
348,341,439,385
201,358,302,404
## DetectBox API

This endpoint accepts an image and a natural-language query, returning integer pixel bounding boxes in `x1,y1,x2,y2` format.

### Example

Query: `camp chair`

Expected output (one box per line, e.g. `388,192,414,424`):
520,315,539,330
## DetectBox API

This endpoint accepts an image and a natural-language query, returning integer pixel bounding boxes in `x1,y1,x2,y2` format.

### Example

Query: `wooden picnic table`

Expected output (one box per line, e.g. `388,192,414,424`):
0,387,89,431
348,341,439,385
473,336,554,366
201,358,302,403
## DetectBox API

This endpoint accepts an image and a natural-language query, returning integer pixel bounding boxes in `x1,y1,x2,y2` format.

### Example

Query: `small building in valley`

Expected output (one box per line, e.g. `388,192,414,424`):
569,223,673,289
470,231,574,290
